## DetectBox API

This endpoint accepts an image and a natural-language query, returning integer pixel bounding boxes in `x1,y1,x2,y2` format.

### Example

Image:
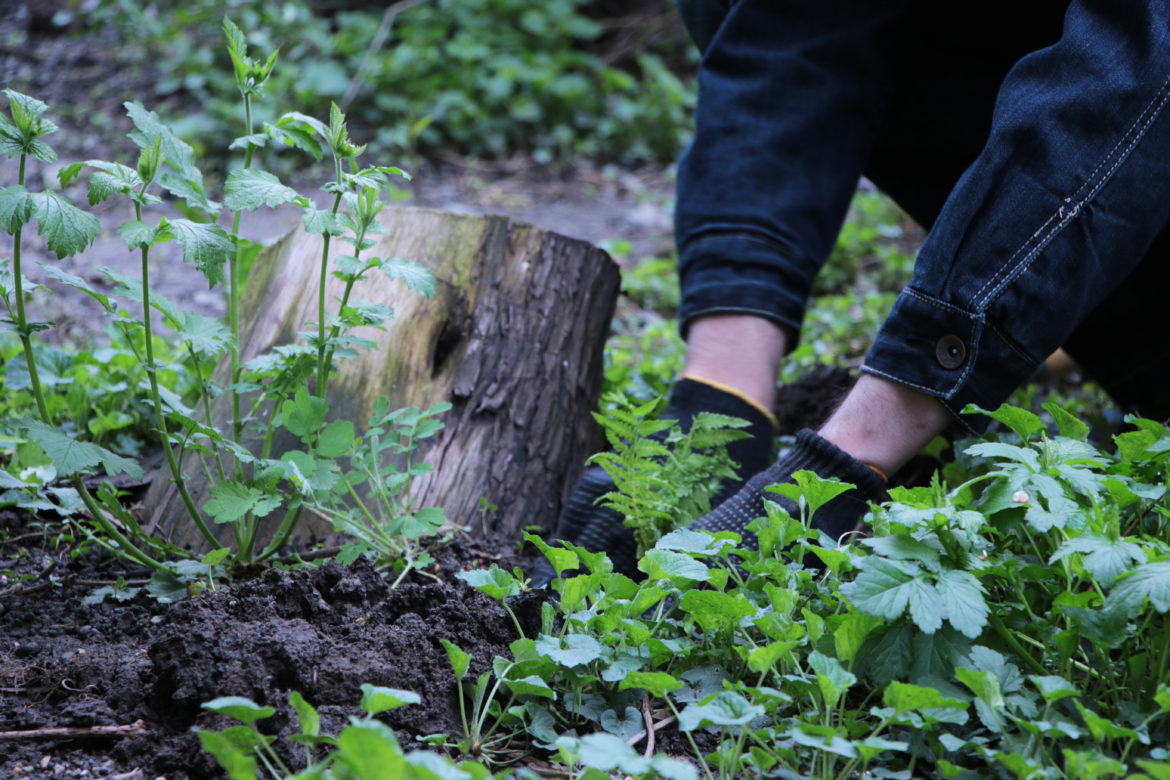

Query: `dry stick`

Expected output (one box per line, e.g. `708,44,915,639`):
626,712,677,750
641,694,656,759
0,720,147,740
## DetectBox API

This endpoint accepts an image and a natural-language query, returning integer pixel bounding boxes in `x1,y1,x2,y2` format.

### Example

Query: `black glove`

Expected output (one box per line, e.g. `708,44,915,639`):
530,377,777,586
689,428,888,554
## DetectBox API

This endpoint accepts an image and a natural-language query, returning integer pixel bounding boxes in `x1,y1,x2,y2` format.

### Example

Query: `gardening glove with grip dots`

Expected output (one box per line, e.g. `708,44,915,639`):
689,428,888,554
530,377,778,586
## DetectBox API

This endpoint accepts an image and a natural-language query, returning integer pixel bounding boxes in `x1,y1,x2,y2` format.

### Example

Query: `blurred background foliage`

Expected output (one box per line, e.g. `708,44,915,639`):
79,0,697,165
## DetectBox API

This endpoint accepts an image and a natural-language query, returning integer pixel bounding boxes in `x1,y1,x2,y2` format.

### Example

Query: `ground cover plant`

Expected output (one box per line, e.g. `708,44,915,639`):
4,7,1170,780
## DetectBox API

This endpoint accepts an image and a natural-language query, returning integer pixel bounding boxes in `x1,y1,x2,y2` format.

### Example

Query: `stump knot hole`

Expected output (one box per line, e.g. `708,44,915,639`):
432,299,470,378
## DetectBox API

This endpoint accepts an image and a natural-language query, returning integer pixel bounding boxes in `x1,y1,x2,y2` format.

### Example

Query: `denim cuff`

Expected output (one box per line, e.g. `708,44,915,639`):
861,287,1040,434
677,231,815,343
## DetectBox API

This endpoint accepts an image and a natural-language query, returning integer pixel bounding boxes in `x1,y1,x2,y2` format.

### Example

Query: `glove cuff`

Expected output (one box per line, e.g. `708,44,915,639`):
679,374,780,432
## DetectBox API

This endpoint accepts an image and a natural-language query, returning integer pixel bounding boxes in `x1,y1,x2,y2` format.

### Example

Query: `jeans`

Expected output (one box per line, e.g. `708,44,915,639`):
675,0,1170,432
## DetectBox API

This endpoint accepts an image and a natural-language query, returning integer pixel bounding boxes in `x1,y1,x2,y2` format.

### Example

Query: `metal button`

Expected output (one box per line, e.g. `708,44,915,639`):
935,334,966,369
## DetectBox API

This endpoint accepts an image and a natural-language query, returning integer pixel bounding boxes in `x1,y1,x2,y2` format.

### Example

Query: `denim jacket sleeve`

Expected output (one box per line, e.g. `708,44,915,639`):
864,0,1170,431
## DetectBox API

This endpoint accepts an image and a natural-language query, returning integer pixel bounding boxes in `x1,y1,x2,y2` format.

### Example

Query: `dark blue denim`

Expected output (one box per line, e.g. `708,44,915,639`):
676,0,1170,431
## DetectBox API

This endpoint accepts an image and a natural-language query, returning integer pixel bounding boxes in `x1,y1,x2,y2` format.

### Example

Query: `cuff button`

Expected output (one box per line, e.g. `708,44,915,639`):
935,334,967,369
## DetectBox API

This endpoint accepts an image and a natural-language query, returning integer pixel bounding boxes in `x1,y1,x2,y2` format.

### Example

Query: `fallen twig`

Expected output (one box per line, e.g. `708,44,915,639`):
641,693,656,758
0,719,147,740
626,712,677,750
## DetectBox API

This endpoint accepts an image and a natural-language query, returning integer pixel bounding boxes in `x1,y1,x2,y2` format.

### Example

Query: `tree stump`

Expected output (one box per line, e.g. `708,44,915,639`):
143,206,621,551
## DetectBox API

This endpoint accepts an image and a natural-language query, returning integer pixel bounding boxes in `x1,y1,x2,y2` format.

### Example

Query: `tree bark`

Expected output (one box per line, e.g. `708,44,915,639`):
143,206,620,552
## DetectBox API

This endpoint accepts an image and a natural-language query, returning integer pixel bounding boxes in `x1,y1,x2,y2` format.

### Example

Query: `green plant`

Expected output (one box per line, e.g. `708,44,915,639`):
80,0,694,166
589,391,749,553
0,20,445,577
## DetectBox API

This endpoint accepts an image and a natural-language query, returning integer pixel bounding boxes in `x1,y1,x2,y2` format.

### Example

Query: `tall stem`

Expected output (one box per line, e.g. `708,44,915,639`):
228,95,257,450
314,183,345,398
136,200,221,550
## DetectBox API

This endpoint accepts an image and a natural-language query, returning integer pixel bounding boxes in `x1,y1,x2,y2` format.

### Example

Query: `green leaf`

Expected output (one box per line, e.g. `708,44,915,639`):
196,730,258,780
534,633,603,668
224,168,299,211
639,549,710,582
618,671,682,699
809,650,856,709
380,256,436,297
1029,675,1079,703
176,311,232,358
678,692,764,730
202,696,276,726
203,481,281,524
523,532,579,577
0,185,32,233
964,441,1041,471
117,219,163,250
334,722,405,779
1043,402,1090,440
22,419,144,480
955,667,1004,708
834,611,884,663
842,557,942,632
502,674,556,699
1106,560,1170,618
28,191,99,258
456,567,522,600
1050,535,1145,583
935,569,988,639
882,681,967,713
359,684,420,715
302,207,343,235
965,404,1046,440
679,589,756,633
281,387,328,439
439,639,470,681
315,419,355,459
166,218,233,287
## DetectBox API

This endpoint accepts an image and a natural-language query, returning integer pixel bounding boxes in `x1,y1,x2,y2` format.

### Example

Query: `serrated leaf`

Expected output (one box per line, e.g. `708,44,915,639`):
224,168,299,211
203,481,280,524
618,671,682,698
523,532,579,577
842,557,938,630
1106,560,1170,618
302,207,343,235
380,256,435,297
882,681,966,713
281,387,328,439
315,419,354,459
124,101,197,178
935,569,988,639
1050,534,1145,583
678,692,764,730
28,191,99,258
0,185,33,232
639,549,710,582
166,219,233,287
456,567,522,601
22,419,143,480
965,404,1046,440
117,219,163,250
679,589,756,632
176,311,231,358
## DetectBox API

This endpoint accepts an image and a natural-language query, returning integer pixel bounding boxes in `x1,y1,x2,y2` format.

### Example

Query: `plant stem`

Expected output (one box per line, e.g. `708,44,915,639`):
186,345,226,482
135,201,221,550
228,96,258,451
988,612,1048,676
314,186,344,398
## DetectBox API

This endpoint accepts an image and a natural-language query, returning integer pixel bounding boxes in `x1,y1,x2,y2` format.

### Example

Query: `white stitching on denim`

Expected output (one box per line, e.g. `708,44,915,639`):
972,74,1170,309
986,319,1039,366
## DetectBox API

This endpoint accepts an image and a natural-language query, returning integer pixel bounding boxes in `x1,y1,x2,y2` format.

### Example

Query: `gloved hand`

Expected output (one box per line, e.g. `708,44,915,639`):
689,427,888,555
530,377,778,586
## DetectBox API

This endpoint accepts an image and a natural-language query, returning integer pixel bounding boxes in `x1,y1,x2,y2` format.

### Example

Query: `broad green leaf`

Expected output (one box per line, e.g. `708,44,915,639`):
124,100,198,177
523,532,579,576
842,557,941,632
882,681,966,713
404,750,472,780
456,567,522,600
335,722,405,779
177,311,232,358
679,589,756,632
41,265,111,310
789,723,858,759
965,404,1046,441
224,168,299,211
203,481,281,524
0,185,32,232
202,696,276,725
576,733,647,774
639,549,710,582
502,674,555,699
834,611,884,663
1107,560,1170,618
618,671,682,698
657,527,737,556
599,706,643,740
955,668,1004,708
809,650,856,709
118,219,163,250
359,684,421,715
29,191,99,258
935,569,988,639
166,218,233,287
1028,675,1079,703
1050,534,1145,583
22,419,144,480
1075,701,1143,742
534,633,603,668
864,534,941,569
315,419,355,459
380,256,436,297
281,387,328,439
789,469,854,516
439,638,470,680
302,207,343,235
196,730,258,780
1043,402,1090,440
678,692,764,730
964,441,1041,471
